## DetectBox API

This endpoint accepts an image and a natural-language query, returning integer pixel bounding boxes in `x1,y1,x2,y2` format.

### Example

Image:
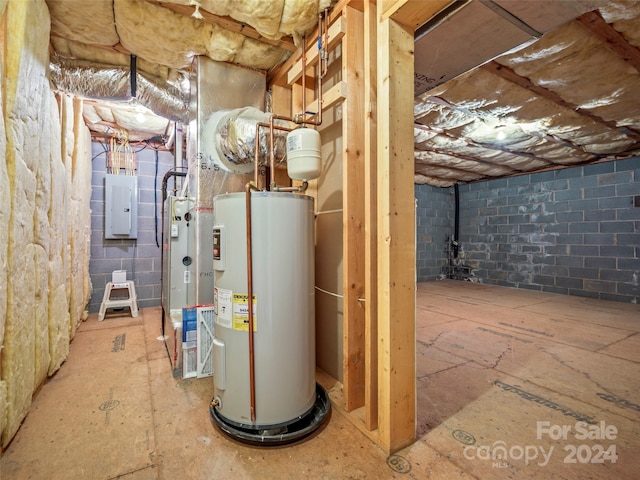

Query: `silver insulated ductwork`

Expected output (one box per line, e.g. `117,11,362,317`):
49,56,190,123
202,107,295,174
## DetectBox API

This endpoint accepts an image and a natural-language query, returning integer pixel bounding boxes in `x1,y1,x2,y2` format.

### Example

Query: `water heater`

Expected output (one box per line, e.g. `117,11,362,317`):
210,191,329,444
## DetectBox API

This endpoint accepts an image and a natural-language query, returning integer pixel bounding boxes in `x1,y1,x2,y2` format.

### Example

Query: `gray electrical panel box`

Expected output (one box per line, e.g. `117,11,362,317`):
105,174,138,239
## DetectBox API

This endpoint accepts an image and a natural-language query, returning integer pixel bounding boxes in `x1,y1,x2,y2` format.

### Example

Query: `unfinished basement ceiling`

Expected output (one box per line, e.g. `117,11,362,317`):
414,0,640,186
46,0,640,185
46,0,331,140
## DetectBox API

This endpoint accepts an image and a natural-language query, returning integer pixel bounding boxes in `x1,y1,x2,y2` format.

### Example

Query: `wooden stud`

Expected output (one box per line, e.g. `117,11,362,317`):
363,0,379,431
342,5,366,412
376,15,416,454
305,81,346,115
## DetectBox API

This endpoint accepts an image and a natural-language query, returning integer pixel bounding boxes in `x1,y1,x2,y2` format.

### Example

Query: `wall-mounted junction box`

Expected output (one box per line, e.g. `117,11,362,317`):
105,174,138,239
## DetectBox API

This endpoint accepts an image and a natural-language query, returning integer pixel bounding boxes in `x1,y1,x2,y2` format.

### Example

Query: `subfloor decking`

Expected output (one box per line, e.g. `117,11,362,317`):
1,280,639,479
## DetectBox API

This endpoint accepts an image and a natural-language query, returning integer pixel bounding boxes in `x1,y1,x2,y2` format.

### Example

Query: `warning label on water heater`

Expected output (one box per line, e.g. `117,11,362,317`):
232,293,257,332
214,287,232,328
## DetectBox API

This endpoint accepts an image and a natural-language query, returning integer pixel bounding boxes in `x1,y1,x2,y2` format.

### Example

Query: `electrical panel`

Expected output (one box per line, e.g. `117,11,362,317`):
105,174,138,239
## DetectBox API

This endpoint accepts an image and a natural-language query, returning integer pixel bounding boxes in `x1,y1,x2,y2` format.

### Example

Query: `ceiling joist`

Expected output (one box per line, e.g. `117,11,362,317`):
480,61,640,143
575,10,640,73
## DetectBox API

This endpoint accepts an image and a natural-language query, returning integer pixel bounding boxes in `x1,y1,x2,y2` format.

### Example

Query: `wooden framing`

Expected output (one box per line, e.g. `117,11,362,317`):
381,0,453,28
268,0,443,454
342,6,366,411
363,0,378,431
376,14,416,454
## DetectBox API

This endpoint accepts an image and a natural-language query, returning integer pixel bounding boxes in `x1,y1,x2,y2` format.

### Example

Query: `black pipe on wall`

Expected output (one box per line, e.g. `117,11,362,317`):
452,183,460,259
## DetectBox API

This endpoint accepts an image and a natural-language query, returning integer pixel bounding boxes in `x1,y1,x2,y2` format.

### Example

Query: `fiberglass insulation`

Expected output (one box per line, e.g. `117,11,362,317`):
1,0,93,447
0,0,8,441
47,0,329,72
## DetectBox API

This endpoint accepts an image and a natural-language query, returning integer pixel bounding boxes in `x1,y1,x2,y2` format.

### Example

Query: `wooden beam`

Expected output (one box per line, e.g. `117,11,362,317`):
376,15,416,454
576,11,640,73
381,0,453,30
305,81,346,114
147,0,296,52
363,0,378,431
481,61,640,143
342,5,366,412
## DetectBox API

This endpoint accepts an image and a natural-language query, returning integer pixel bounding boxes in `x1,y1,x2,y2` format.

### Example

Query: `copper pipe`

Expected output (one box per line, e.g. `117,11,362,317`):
301,35,307,124
265,120,294,190
273,181,309,193
245,181,259,423
321,10,329,78
269,115,275,188
295,13,325,126
253,119,294,191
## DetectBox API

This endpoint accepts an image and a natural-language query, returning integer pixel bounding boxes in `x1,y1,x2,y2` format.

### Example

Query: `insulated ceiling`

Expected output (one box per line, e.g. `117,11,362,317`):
414,0,640,186
45,0,640,185
45,0,330,140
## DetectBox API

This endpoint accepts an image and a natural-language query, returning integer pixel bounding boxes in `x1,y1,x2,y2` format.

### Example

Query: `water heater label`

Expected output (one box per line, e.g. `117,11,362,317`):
215,288,233,328
232,294,257,332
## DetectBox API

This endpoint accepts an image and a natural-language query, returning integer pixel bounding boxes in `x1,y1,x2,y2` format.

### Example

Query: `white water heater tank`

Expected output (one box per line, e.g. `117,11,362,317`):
212,192,316,428
286,127,322,181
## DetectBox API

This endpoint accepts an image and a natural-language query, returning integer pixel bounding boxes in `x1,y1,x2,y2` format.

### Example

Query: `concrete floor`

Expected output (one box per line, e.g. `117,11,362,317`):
1,280,639,479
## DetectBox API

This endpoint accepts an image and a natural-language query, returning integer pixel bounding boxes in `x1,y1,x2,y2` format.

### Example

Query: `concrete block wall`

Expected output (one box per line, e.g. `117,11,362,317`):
457,157,640,303
89,142,176,312
416,184,453,280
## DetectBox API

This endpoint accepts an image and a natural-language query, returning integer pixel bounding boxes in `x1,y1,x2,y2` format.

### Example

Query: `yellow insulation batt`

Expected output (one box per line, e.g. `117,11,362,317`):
46,0,119,46
61,95,92,338
115,0,212,70
182,0,331,41
497,20,640,130
48,94,71,375
206,24,247,63
69,96,93,334
46,0,328,75
50,36,177,83
599,0,640,48
0,0,8,441
2,0,46,447
1,1,93,447
197,0,287,39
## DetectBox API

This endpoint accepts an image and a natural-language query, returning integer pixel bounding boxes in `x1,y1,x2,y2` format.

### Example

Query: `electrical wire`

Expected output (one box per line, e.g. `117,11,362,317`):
314,285,343,299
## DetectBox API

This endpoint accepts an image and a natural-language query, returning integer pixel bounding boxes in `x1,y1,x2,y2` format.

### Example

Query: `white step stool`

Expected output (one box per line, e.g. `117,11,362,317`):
98,280,139,321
